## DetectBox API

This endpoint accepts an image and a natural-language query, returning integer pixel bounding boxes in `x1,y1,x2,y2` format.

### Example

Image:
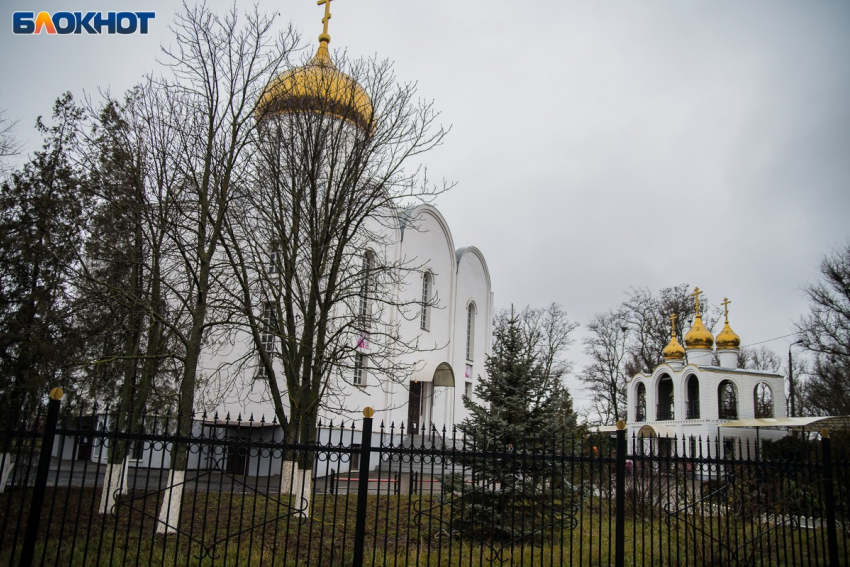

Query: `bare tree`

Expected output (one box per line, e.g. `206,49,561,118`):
795,242,850,416
580,284,720,424
738,345,783,373
581,309,630,425
124,3,298,533
508,303,579,385
0,107,22,177
623,284,717,374
218,40,449,510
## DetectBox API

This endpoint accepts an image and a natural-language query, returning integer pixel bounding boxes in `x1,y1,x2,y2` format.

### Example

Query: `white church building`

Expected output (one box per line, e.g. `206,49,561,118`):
189,7,493,462
200,204,493,436
627,289,788,456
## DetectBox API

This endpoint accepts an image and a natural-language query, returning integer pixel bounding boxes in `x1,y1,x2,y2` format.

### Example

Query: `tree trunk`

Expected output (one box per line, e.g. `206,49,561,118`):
0,453,13,494
155,276,207,534
280,460,312,517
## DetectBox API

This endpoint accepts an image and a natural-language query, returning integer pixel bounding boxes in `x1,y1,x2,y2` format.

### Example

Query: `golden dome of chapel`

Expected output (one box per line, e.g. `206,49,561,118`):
662,314,685,361
684,287,714,349
715,297,741,350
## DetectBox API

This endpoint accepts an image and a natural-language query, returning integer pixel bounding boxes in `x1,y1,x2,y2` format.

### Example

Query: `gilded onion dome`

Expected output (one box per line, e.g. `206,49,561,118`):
662,313,685,360
715,297,741,350
684,287,714,349
256,0,372,131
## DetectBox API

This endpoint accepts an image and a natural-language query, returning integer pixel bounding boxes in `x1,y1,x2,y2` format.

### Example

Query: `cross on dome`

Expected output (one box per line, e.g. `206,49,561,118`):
721,297,731,323
317,0,333,44
690,287,703,318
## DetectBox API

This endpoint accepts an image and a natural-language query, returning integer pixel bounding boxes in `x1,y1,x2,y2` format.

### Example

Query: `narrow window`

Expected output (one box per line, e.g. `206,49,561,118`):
257,302,276,379
686,375,700,419
359,251,375,328
268,241,280,275
464,381,473,398
353,353,367,386
420,272,431,330
636,383,647,421
657,376,674,420
466,303,476,361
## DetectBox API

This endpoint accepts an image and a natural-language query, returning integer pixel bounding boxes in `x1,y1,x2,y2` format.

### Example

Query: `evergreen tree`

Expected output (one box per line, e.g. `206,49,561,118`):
0,95,85,427
444,306,581,543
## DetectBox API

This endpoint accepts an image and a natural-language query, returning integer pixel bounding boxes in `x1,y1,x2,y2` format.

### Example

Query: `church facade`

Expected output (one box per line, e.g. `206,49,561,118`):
200,204,493,436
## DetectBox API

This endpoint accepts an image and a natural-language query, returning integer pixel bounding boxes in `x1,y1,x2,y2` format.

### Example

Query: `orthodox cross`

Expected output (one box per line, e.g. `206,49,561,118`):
691,287,703,318
721,297,731,323
317,0,333,43
669,313,678,339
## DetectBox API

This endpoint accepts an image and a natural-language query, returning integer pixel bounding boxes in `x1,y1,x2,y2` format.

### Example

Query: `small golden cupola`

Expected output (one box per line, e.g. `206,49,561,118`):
684,287,714,364
256,0,372,131
662,313,685,369
716,297,742,367
715,297,741,349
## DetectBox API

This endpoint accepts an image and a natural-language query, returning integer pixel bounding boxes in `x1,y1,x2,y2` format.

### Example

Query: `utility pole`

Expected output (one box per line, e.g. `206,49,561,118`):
788,347,795,417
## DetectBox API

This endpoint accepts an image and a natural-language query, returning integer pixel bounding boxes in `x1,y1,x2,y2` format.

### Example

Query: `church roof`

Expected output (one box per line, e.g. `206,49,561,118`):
696,365,783,379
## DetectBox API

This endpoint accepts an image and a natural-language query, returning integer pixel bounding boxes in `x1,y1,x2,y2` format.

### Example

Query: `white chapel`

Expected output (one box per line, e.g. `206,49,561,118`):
627,288,787,454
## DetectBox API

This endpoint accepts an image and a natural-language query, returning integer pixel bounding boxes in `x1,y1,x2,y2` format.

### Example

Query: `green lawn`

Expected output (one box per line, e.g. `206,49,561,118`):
0,488,842,566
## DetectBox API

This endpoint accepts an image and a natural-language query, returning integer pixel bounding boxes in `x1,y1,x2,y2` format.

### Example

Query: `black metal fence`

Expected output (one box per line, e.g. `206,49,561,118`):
1,397,848,566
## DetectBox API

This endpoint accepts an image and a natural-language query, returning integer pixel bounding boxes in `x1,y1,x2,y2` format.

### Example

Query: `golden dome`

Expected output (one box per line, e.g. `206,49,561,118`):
715,297,740,349
715,323,741,349
684,315,714,349
663,336,685,360
256,43,372,131
662,313,685,360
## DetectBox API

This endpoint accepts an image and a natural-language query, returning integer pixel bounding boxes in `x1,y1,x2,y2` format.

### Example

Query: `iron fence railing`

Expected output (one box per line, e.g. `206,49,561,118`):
686,400,700,419
719,403,739,420
656,403,675,421
0,395,847,566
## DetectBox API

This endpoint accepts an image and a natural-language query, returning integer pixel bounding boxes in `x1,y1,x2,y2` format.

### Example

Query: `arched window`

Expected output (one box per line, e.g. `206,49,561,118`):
359,251,375,328
466,302,476,361
636,383,647,421
420,271,432,331
686,375,700,419
754,382,774,418
657,375,674,420
718,380,738,420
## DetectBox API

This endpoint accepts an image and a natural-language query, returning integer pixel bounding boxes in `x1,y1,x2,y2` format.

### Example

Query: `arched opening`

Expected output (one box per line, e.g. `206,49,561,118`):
754,382,774,418
718,380,738,420
686,375,700,419
657,375,674,420
407,361,455,432
636,382,646,422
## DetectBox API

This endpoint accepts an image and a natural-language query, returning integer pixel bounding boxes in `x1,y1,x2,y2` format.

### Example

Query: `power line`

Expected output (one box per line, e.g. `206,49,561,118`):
740,332,800,349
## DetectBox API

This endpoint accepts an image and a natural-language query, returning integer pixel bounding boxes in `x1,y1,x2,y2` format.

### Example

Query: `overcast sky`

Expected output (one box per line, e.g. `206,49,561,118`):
2,0,848,409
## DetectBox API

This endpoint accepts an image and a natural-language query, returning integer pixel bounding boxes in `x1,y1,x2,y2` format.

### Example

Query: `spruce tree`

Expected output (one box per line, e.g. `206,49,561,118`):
444,306,581,544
